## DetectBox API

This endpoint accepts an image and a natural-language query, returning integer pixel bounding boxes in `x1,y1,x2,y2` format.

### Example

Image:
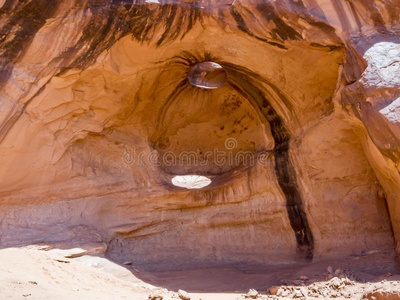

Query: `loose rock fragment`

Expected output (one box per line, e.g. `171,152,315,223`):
294,288,305,298
148,293,163,300
269,286,279,295
246,289,259,299
299,276,309,281
178,289,191,300
362,290,400,300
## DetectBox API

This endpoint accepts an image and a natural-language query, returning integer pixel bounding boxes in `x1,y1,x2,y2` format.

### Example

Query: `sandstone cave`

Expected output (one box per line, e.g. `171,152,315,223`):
0,0,400,299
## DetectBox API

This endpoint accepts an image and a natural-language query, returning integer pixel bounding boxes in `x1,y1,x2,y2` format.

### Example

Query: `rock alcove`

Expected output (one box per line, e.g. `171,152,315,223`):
0,0,399,291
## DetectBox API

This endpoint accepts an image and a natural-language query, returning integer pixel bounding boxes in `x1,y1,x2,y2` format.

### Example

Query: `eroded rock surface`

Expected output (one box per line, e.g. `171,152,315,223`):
0,0,399,273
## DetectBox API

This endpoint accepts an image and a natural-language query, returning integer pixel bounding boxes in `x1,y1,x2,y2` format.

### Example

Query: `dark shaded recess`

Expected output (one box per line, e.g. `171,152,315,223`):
342,47,366,85
0,0,60,85
306,18,340,36
153,51,314,259
310,43,342,52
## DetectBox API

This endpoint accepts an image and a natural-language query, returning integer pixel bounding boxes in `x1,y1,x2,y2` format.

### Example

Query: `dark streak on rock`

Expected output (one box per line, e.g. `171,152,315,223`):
0,0,60,86
223,63,314,260
0,0,60,142
0,0,337,81
229,5,288,50
0,77,51,142
359,0,386,27
310,42,342,52
255,3,301,41
331,0,352,32
347,1,363,30
62,0,204,69
154,77,189,137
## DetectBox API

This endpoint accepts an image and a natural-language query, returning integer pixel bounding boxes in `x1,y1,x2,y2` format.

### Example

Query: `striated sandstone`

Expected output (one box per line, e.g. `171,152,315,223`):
0,0,399,278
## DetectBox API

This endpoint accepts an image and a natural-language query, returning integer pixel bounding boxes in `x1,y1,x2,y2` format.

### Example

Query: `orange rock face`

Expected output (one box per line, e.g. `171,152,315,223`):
0,0,399,269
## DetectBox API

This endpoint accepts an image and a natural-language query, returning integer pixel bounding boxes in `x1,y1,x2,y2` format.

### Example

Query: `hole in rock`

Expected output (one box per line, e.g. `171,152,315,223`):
171,175,212,189
187,61,227,89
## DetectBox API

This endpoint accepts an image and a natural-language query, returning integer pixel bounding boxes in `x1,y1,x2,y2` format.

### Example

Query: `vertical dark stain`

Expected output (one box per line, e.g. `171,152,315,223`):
229,4,288,49
0,0,60,86
0,0,60,142
0,77,50,142
255,3,302,41
0,0,28,16
385,0,400,23
157,4,179,46
302,0,326,20
65,0,125,69
331,0,352,31
63,1,203,69
357,0,386,30
381,190,396,250
223,63,314,260
347,1,363,30
154,77,189,136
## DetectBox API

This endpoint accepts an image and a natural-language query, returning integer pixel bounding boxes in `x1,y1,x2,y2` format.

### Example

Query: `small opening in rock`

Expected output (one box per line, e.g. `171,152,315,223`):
187,61,227,89
171,175,212,189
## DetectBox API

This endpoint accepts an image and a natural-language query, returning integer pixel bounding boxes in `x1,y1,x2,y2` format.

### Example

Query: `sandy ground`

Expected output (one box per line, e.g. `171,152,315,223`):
0,247,400,300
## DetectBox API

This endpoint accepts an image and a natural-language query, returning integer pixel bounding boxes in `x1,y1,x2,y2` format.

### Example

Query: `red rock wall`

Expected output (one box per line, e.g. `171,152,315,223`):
0,0,399,265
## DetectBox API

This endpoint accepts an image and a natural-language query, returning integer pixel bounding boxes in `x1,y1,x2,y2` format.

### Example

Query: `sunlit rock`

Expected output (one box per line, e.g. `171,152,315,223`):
0,0,399,279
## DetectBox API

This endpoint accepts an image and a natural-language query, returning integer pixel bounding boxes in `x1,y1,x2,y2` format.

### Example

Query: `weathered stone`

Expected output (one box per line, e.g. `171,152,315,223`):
269,286,279,295
246,289,259,299
0,1,399,296
299,276,309,281
362,290,400,300
148,293,163,300
178,289,191,300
